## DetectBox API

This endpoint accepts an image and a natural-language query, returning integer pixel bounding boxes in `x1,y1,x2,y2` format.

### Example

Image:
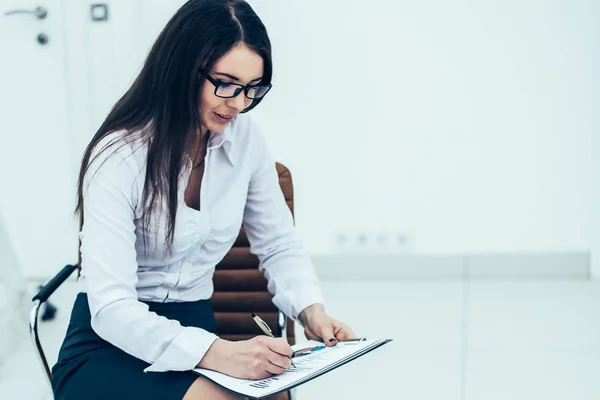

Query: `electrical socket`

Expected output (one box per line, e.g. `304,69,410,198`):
332,229,414,253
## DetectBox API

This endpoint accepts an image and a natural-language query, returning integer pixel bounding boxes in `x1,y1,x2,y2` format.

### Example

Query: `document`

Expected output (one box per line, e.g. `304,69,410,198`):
192,338,393,399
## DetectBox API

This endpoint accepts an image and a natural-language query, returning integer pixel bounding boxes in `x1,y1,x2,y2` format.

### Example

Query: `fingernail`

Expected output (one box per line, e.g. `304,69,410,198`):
329,338,337,343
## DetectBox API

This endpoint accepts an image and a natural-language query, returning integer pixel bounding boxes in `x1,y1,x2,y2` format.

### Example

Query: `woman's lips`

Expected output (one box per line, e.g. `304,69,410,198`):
214,112,233,123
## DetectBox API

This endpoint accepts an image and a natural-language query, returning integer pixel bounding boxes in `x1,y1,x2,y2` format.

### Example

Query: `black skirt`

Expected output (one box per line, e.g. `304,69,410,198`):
52,293,217,400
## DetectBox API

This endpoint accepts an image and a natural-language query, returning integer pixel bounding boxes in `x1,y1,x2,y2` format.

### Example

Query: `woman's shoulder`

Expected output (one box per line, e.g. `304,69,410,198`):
226,114,274,173
85,129,148,185
228,114,267,148
90,128,147,164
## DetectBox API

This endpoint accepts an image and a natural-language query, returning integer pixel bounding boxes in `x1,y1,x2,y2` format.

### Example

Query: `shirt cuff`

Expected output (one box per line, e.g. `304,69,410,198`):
290,286,327,321
144,327,219,373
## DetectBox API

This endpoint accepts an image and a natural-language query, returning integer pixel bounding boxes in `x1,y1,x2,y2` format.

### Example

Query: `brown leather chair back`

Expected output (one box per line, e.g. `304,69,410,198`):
211,162,296,346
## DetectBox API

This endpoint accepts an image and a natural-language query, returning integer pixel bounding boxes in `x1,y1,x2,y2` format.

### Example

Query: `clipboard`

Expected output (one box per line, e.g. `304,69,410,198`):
192,338,393,399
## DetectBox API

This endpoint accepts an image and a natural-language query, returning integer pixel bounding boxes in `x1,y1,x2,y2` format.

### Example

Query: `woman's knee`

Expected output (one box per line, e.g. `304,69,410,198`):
182,377,248,400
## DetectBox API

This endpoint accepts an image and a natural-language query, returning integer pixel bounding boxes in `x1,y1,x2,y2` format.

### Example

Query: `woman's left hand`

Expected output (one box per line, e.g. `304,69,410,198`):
298,304,356,346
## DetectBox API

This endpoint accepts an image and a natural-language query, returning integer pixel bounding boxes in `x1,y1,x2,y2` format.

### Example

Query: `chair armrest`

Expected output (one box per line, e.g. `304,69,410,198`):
32,264,77,303
278,310,287,338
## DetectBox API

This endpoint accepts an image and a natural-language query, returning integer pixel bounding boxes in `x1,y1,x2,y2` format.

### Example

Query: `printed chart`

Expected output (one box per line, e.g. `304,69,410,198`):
193,338,392,399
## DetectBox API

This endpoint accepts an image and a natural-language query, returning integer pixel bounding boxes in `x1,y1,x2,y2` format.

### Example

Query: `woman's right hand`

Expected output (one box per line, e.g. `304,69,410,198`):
198,336,293,380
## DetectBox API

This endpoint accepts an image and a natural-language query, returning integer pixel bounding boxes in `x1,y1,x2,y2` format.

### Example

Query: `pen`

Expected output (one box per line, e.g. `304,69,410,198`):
251,313,297,368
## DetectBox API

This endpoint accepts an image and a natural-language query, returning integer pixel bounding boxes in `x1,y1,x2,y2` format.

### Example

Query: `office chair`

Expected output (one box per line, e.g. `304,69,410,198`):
30,162,296,400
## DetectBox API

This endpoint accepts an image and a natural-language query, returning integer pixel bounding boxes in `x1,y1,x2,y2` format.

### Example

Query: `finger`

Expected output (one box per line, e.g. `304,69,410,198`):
265,358,287,375
319,324,337,347
303,327,322,342
334,324,357,341
265,345,292,369
267,337,294,358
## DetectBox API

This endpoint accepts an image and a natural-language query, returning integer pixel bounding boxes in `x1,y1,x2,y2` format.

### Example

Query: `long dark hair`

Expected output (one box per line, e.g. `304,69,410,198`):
75,0,272,259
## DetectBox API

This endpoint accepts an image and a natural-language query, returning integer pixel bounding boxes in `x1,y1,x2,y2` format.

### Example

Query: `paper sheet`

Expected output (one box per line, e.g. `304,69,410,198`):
193,338,391,399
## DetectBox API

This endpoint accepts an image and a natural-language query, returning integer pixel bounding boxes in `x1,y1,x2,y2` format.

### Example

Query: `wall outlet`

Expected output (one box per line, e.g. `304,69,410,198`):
332,229,415,253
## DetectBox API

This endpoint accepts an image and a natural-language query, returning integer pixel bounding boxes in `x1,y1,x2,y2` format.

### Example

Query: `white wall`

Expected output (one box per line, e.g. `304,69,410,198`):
1,0,598,278
247,0,599,260
0,213,28,366
0,0,79,278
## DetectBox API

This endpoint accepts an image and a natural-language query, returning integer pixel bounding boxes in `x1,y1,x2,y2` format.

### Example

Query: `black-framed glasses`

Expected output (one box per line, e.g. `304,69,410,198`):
199,68,272,100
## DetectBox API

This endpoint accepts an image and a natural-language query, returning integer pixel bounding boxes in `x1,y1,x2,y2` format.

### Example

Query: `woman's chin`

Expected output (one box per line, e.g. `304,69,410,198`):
205,114,232,132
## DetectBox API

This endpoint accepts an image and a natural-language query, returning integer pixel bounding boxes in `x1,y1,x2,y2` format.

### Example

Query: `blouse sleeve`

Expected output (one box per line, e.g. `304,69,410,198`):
241,122,326,320
79,135,218,373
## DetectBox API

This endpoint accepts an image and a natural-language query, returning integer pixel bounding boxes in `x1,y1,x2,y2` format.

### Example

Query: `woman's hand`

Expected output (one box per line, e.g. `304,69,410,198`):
198,336,293,380
298,303,356,346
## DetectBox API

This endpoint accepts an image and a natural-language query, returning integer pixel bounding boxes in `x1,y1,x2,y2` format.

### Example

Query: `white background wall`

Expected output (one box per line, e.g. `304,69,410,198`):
248,0,599,257
1,0,599,278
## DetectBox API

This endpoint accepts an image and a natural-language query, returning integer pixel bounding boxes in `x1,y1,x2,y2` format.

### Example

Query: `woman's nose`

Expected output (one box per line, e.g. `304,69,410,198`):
227,91,248,112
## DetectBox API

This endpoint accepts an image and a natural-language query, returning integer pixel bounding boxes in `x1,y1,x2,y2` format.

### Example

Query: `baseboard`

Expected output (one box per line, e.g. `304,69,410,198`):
312,254,464,280
20,252,592,282
312,251,590,280
465,252,589,279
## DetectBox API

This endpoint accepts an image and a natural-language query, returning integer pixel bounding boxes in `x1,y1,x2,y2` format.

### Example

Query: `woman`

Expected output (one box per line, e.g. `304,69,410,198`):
51,1,355,399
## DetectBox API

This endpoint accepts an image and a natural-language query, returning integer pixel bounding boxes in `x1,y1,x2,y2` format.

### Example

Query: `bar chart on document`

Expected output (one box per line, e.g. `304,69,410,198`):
248,343,334,389
193,338,393,399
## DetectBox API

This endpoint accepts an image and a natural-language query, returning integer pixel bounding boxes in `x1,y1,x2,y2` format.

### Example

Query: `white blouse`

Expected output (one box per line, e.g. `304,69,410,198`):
77,114,325,373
